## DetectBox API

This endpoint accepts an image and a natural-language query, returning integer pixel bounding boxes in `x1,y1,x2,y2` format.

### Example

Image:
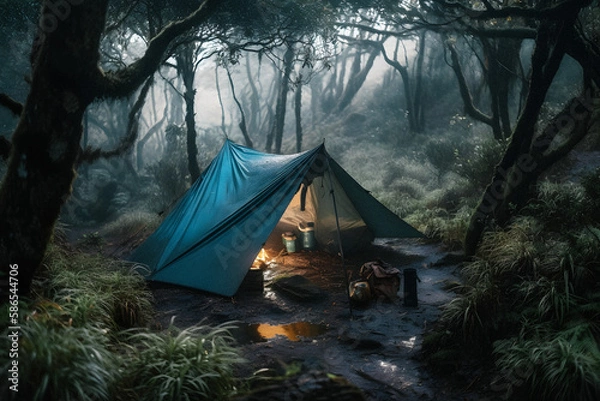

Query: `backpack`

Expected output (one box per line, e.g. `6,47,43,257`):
359,260,400,301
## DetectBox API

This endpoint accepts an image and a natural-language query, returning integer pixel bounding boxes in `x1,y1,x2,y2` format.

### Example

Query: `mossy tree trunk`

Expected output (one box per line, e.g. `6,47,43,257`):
0,0,219,296
0,1,108,296
464,7,597,256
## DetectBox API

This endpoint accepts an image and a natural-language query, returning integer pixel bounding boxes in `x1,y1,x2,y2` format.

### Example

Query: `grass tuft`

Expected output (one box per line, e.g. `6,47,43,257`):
1,320,118,401
119,322,246,401
35,244,154,330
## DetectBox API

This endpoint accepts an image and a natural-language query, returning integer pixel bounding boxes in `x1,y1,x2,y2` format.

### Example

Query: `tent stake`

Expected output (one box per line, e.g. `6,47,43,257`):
326,157,353,319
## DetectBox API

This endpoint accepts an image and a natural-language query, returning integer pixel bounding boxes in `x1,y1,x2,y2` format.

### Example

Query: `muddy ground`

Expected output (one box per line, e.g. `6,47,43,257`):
148,239,498,401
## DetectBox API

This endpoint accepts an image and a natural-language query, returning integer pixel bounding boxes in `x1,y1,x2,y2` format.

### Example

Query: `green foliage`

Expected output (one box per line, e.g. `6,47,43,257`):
425,206,600,399
119,323,245,401
1,320,118,401
424,137,463,178
494,322,600,401
146,125,190,211
4,237,245,401
452,137,505,192
36,245,154,330
407,206,471,250
100,211,162,254
523,182,589,230
79,231,106,250
102,211,159,239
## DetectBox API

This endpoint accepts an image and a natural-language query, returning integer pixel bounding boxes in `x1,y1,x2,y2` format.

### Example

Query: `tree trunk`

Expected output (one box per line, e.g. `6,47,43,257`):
447,41,497,134
215,66,228,138
245,56,261,135
0,0,109,295
267,43,294,154
294,75,303,152
226,64,253,148
464,14,582,256
413,32,426,133
177,44,201,184
335,47,378,113
0,0,220,296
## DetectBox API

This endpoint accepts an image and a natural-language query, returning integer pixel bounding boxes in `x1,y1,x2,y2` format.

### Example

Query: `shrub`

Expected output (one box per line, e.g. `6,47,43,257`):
424,137,462,179
406,206,471,250
101,211,161,240
426,206,600,398
145,124,190,211
452,137,505,191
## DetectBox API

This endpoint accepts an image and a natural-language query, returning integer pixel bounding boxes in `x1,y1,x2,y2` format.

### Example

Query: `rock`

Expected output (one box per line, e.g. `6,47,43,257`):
232,370,367,401
272,275,327,301
432,252,466,266
337,328,384,350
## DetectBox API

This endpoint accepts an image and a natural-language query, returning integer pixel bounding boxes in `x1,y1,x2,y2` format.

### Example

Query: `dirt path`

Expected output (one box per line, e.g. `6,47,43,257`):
150,239,485,400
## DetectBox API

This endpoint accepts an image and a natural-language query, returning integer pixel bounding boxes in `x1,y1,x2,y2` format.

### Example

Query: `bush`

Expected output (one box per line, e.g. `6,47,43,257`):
452,137,505,191
425,206,600,399
145,124,190,211
424,137,463,179
406,206,471,250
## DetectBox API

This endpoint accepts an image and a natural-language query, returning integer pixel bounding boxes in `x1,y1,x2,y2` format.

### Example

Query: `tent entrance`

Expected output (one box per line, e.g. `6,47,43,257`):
263,172,373,256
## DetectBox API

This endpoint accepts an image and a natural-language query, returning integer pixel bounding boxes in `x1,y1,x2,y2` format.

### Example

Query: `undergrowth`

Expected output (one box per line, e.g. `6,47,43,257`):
119,322,245,401
0,240,244,401
423,177,600,401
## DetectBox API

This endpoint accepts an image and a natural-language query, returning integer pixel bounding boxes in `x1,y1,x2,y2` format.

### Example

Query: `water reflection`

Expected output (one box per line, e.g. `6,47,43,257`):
231,322,327,343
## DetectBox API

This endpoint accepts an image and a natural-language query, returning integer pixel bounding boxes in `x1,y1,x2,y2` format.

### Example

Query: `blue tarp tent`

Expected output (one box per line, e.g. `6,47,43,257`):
130,140,423,296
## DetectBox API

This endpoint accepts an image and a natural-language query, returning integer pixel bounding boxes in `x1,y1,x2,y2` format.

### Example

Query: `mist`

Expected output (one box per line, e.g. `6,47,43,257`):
0,2,598,401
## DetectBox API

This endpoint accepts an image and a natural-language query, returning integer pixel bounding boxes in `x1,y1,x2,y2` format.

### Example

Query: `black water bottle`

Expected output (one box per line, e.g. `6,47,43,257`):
403,268,419,307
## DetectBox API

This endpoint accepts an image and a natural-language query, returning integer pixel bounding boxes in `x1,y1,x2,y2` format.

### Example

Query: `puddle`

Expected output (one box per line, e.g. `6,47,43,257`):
231,322,327,343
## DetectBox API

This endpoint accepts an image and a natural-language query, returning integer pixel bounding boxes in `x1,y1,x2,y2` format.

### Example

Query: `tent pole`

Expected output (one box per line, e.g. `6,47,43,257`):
326,157,353,319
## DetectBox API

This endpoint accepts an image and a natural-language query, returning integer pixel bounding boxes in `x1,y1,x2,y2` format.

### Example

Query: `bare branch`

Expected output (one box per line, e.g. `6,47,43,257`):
79,76,154,163
225,64,252,148
428,0,592,19
0,94,23,116
0,136,11,160
447,41,494,126
104,0,142,34
95,0,220,99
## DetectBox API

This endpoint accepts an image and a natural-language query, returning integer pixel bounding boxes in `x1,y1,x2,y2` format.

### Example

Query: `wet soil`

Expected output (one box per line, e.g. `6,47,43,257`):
150,239,491,401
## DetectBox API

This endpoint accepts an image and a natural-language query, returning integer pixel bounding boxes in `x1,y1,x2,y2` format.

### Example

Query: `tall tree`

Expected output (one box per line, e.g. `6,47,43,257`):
0,0,347,295
0,0,221,295
266,42,295,154
175,43,202,183
446,35,524,141
438,0,600,255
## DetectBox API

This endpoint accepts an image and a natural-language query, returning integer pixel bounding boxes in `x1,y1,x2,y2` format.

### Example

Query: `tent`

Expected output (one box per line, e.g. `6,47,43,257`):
130,140,423,296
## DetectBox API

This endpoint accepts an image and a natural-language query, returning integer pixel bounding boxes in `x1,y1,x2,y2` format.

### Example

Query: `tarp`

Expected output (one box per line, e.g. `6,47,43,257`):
130,140,423,296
